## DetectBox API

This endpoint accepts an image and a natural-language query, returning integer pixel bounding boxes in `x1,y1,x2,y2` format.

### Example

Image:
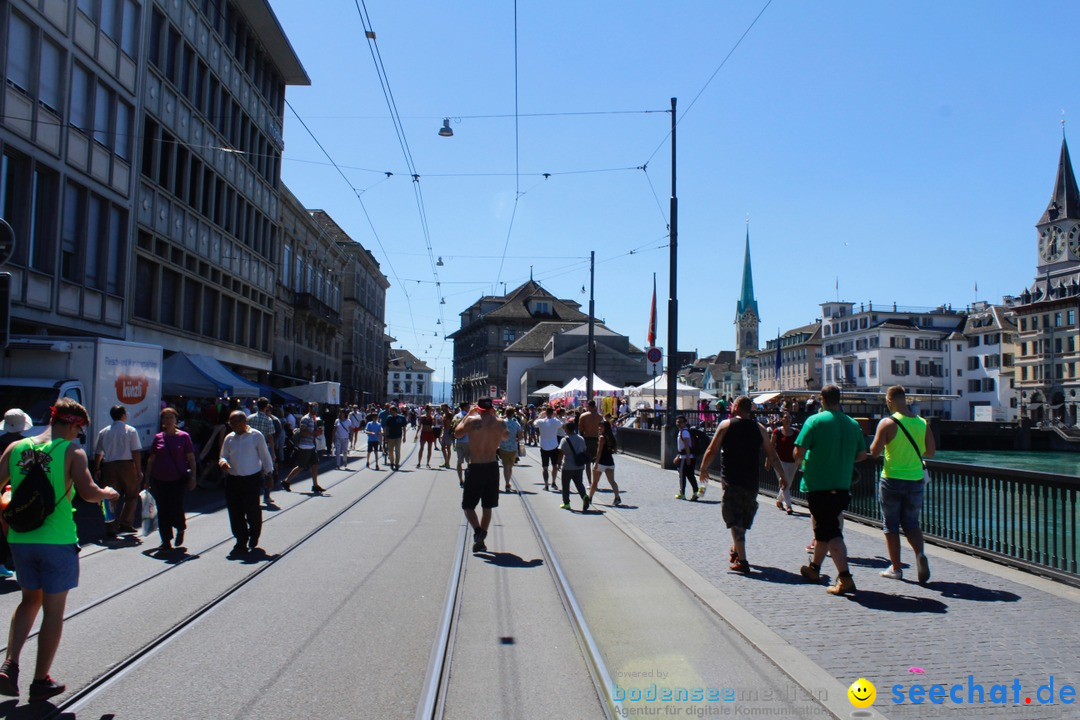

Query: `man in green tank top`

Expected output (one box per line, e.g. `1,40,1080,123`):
869,385,936,584
0,399,119,702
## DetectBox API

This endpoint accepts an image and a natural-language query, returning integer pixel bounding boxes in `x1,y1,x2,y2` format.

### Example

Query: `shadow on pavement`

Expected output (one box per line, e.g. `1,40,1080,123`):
480,552,543,569
846,555,893,569
931,581,1021,602
743,566,808,585
845,590,948,613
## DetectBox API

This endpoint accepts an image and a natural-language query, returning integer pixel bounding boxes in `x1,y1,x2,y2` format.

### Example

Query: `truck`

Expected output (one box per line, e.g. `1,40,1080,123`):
0,337,163,450
282,381,341,406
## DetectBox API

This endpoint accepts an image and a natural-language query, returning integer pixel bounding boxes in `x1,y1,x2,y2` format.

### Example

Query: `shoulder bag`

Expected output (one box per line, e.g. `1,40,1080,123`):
892,415,930,483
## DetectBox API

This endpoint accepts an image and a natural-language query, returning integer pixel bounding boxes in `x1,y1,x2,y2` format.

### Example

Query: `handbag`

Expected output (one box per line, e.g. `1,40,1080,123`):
140,488,158,536
893,415,930,483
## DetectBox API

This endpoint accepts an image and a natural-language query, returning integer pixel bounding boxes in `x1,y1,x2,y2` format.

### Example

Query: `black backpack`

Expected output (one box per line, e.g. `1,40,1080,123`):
689,427,711,456
3,442,67,533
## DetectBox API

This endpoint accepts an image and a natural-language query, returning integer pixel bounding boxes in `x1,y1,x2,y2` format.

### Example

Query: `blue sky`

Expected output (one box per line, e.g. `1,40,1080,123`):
272,1,1079,382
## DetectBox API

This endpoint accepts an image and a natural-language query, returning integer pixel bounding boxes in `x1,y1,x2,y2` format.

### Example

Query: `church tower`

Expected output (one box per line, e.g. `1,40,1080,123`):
735,225,760,361
1035,135,1080,273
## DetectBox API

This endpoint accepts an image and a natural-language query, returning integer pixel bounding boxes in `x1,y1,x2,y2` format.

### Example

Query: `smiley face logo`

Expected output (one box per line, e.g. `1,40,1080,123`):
847,678,876,708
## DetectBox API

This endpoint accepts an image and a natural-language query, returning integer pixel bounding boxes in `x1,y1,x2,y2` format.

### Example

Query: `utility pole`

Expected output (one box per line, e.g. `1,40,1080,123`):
587,250,595,401
666,97,678,428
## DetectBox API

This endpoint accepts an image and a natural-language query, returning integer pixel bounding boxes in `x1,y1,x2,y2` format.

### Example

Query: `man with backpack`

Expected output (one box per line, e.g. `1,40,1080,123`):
0,399,119,702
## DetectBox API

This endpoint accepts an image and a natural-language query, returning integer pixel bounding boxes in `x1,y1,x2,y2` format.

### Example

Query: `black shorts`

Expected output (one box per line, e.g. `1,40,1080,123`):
584,436,598,462
367,440,380,451
294,448,318,468
462,462,500,510
540,448,560,468
721,484,759,530
807,489,850,542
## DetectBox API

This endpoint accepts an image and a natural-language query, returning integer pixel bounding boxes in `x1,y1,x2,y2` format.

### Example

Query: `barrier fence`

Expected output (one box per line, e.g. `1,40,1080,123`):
614,427,1080,586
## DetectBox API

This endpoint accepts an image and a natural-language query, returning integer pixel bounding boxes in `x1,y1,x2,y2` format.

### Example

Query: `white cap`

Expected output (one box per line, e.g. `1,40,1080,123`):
0,408,33,434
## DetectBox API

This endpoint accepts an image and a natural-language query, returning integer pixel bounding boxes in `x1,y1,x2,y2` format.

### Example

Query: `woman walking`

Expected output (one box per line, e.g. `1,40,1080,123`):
587,420,622,507
767,412,798,514
439,405,454,468
415,405,436,468
145,407,197,551
333,409,351,470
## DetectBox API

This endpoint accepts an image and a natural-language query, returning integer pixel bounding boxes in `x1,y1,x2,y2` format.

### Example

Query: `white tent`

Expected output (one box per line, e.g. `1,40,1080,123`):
627,374,700,410
531,383,564,397
549,375,624,402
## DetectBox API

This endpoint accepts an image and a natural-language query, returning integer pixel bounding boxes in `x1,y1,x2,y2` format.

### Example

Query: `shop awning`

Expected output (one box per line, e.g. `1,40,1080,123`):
752,392,781,405
162,353,259,398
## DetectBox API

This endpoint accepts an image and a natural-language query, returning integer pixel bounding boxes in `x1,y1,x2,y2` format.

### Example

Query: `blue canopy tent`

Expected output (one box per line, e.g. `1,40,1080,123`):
255,382,303,406
162,353,259,398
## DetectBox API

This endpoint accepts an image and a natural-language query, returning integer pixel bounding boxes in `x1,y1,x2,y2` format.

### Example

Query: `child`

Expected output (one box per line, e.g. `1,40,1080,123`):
334,409,351,470
365,414,382,470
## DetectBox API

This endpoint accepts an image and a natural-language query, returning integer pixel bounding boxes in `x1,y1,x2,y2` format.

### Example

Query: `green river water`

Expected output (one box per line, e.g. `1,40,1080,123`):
934,449,1080,478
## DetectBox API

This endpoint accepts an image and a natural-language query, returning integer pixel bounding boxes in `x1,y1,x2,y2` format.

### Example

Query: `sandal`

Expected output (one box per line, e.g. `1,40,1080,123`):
730,559,750,574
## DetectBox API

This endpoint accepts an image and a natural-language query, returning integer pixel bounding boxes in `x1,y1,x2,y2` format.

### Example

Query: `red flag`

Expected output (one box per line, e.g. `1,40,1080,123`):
647,274,657,347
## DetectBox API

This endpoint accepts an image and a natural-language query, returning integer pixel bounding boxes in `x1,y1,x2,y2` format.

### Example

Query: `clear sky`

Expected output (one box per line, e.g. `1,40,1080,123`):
272,1,1080,383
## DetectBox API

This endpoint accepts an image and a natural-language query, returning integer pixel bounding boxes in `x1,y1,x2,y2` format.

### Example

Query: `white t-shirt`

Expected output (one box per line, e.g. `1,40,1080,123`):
535,416,563,451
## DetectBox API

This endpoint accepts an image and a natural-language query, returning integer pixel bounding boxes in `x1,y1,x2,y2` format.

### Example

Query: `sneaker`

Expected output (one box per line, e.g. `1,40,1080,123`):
826,574,856,596
472,529,487,553
154,541,173,552
730,559,750,574
560,503,571,509
582,496,591,513
0,566,13,579
0,660,18,696
729,546,738,564
697,486,706,498
917,553,931,584
880,567,903,580
229,543,246,557
175,530,185,547
282,478,291,492
799,563,821,583
675,493,684,500
311,485,325,494
28,676,65,702
689,493,698,502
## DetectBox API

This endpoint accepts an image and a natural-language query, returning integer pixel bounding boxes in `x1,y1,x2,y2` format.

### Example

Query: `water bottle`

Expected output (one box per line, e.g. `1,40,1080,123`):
101,499,115,523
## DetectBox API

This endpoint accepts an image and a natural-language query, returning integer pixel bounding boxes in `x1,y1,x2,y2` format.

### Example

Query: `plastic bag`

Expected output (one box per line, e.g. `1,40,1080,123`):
315,434,327,453
517,442,527,459
140,489,158,536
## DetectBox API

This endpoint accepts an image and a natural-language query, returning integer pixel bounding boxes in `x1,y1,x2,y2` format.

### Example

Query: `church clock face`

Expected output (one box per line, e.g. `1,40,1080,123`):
739,309,758,328
1040,225,1065,263
1068,225,1080,259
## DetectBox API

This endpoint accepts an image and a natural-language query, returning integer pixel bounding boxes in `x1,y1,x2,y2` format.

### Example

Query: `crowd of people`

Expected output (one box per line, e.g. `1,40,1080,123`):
0,382,934,702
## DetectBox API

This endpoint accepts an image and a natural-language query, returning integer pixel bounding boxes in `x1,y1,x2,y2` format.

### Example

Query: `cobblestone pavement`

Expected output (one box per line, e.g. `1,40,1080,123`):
534,451,1080,720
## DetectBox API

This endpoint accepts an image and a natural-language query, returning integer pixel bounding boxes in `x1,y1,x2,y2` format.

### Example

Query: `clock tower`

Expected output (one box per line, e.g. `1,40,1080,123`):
735,226,760,361
1036,135,1080,272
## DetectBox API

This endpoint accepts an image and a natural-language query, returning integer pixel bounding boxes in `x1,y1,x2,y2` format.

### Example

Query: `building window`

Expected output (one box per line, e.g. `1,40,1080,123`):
869,359,877,377
1020,318,1027,331
503,328,515,343
967,357,980,370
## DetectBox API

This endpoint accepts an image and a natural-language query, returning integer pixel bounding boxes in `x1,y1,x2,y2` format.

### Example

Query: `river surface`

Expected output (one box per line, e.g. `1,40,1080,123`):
934,449,1080,477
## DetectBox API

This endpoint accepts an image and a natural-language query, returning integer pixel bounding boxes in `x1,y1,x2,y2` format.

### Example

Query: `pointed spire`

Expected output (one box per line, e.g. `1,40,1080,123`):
737,224,759,317
1039,135,1080,225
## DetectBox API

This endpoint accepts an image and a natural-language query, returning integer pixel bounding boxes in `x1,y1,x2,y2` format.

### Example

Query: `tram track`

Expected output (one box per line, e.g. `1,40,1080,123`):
414,472,621,720
29,443,422,718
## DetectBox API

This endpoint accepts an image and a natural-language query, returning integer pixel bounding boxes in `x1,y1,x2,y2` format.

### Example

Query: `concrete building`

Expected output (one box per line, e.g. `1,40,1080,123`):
311,210,389,405
945,302,1018,422
387,349,432,406
274,186,344,388
1,0,310,377
755,323,823,393
701,356,742,401
819,301,964,416
1012,136,1080,426
507,322,647,402
449,279,588,402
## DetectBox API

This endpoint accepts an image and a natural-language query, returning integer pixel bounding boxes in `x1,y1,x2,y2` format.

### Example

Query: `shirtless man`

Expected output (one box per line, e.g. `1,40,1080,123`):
577,400,602,471
454,397,509,553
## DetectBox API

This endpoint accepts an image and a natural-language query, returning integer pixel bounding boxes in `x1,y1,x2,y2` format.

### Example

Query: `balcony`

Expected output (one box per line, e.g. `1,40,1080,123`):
294,292,341,326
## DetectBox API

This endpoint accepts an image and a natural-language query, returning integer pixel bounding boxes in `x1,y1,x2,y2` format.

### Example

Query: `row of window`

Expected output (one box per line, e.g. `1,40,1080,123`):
72,63,133,159
1020,364,1079,381
967,378,997,392
0,147,55,271
148,7,281,187
141,117,275,262
7,12,64,113
1020,336,1078,356
391,383,425,394
281,244,341,311
197,0,284,114
1019,311,1076,332
133,252,271,352
77,0,141,58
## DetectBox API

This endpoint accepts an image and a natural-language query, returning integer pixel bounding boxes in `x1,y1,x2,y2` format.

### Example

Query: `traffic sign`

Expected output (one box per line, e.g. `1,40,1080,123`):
0,219,14,266
646,346,663,376
489,385,498,398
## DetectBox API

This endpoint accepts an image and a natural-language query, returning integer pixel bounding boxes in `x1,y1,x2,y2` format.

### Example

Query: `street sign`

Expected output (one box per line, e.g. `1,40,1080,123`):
489,385,498,398
646,346,663,376
0,219,14,266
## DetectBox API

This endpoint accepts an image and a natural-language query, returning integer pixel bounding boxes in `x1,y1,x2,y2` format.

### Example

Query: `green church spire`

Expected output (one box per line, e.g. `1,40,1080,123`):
736,225,758,318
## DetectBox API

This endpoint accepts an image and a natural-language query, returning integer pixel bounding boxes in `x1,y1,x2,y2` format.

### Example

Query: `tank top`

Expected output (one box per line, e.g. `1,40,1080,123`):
7,438,77,545
720,417,763,488
882,412,927,481
597,435,616,466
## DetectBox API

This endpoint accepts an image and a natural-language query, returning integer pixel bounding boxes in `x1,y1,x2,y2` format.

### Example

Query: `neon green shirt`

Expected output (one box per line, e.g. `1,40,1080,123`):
882,412,927,482
7,438,78,545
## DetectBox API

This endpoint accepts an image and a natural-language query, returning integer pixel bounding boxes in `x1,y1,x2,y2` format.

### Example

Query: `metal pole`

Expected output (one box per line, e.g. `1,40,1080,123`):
587,250,595,401
666,97,678,427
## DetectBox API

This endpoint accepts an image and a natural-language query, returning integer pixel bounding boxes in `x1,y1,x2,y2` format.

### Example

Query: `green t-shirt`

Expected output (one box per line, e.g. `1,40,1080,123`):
795,410,866,492
7,437,78,545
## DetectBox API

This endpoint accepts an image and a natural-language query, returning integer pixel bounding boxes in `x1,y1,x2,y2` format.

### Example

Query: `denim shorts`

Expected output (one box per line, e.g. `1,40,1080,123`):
879,475,924,534
11,543,80,594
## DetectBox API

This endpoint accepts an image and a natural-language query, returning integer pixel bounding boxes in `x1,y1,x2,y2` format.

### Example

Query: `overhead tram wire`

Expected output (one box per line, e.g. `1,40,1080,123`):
494,0,522,290
284,99,422,348
353,0,447,332
643,0,775,167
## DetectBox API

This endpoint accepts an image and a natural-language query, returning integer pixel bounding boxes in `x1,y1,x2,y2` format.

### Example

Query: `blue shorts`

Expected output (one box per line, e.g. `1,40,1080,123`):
879,475,924,535
11,543,80,594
